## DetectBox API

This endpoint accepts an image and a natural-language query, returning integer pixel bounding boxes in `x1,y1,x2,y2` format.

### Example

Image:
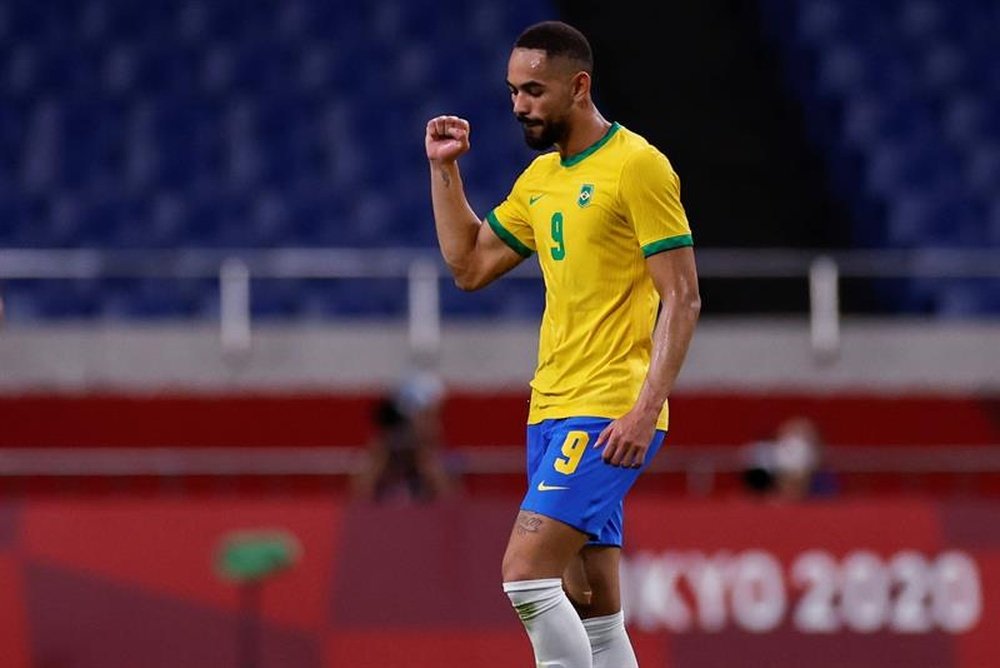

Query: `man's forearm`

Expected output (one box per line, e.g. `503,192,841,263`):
634,293,701,418
429,159,482,275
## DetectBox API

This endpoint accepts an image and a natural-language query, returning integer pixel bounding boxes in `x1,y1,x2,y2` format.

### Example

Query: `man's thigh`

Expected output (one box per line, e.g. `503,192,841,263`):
522,417,665,542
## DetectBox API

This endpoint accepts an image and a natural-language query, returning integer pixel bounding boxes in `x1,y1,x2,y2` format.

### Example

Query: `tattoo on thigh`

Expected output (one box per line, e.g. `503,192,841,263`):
516,514,544,535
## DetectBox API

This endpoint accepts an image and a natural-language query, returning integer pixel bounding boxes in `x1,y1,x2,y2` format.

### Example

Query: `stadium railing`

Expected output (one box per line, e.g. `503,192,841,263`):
2,246,998,359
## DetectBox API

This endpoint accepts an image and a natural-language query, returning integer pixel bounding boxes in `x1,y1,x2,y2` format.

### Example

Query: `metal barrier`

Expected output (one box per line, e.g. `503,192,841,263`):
1,247,998,361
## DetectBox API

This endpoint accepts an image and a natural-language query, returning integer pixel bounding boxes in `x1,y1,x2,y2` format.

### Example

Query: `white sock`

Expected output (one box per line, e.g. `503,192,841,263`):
582,611,638,668
504,579,593,668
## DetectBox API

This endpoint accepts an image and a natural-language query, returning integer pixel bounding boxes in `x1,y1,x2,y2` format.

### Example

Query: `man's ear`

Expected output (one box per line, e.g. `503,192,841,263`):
572,71,591,102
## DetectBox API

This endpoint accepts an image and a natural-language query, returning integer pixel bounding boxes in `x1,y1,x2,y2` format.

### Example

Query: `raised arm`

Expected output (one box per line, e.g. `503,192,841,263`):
426,115,525,291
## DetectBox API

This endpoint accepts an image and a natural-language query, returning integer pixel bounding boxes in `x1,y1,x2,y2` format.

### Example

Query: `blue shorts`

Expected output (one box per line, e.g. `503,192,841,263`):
521,416,666,547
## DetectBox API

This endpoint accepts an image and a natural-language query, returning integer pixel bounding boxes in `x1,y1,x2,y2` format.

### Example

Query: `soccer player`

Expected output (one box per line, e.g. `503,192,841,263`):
425,21,700,668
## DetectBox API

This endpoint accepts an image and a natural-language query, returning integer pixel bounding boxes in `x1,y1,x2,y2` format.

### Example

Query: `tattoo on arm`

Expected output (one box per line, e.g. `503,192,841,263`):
516,513,543,535
439,167,451,188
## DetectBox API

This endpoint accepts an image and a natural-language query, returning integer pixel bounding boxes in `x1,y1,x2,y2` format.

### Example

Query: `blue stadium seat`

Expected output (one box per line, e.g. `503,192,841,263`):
897,0,960,42
932,279,1000,317
301,279,408,317
943,94,993,147
100,277,204,319
251,279,305,319
35,280,103,318
963,144,1000,199
989,200,1000,246
919,41,974,93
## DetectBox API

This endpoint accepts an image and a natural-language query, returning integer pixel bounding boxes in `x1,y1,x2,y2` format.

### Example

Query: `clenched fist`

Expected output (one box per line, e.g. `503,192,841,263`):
426,115,471,163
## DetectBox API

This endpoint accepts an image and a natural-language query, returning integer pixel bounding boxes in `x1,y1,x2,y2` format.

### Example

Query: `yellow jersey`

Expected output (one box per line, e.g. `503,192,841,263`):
486,122,693,430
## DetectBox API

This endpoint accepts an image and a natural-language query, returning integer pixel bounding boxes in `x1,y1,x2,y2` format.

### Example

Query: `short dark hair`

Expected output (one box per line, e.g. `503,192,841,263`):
514,21,593,74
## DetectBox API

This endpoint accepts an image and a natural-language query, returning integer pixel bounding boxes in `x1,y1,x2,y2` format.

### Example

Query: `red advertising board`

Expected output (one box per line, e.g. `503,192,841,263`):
621,498,998,668
0,495,996,667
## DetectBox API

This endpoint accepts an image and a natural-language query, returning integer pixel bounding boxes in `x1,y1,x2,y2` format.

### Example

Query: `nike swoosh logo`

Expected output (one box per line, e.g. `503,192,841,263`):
529,194,545,205
537,481,570,492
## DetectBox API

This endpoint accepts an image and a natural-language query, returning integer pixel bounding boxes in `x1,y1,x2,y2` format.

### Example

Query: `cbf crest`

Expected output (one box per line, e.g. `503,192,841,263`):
577,183,594,208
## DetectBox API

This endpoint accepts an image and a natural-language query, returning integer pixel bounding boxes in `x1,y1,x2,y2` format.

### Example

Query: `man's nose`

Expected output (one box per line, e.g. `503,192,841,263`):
512,92,530,116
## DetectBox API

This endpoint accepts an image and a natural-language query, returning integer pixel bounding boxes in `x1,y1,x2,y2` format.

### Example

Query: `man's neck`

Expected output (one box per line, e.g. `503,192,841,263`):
557,111,612,161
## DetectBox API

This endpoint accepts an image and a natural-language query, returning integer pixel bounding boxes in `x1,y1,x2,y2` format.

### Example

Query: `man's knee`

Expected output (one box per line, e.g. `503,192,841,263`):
501,547,533,583
501,534,552,582
501,512,588,583
502,543,568,583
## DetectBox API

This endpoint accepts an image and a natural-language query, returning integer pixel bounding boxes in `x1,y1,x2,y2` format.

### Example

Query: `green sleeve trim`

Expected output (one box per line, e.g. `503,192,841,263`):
487,211,533,258
642,234,694,257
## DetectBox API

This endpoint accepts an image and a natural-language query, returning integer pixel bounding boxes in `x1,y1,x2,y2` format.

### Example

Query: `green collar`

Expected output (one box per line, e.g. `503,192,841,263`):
560,122,620,168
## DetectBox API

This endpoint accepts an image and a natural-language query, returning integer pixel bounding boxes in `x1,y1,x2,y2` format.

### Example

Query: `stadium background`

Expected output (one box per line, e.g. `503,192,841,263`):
0,0,998,666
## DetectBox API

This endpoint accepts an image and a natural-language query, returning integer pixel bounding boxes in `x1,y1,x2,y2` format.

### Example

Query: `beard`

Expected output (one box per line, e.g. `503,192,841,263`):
518,115,569,151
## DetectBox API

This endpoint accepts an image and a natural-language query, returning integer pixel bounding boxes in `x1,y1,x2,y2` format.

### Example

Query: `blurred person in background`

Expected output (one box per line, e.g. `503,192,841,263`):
352,371,456,504
741,417,838,502
426,20,700,668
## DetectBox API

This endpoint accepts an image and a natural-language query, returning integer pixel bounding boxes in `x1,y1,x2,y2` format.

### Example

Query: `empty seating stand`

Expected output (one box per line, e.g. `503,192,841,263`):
758,0,1000,315
0,0,550,319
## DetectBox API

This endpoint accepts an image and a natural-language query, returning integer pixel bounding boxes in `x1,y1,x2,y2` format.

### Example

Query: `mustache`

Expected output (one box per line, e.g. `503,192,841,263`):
517,115,543,127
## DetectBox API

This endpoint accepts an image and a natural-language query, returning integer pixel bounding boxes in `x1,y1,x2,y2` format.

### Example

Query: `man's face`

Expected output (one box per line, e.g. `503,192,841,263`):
506,48,576,150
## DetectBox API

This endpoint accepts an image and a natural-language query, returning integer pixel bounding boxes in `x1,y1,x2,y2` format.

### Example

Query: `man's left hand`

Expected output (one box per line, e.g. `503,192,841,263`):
595,408,659,468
